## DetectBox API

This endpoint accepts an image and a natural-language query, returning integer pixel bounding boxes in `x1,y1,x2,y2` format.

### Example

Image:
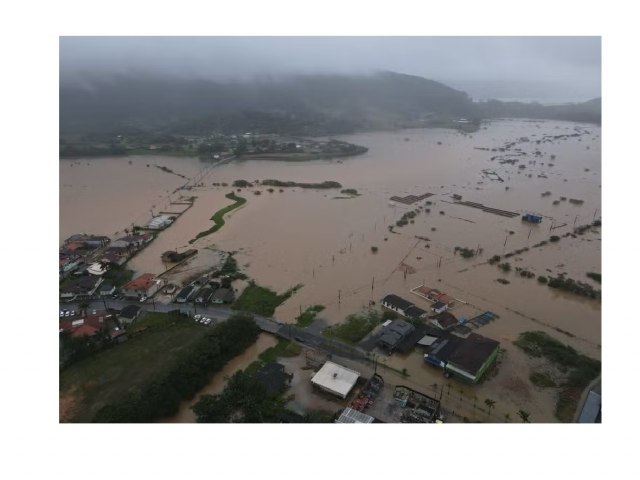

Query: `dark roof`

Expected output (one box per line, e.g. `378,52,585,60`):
120,305,141,319
427,335,464,363
432,301,447,309
378,331,404,350
432,311,458,329
382,294,414,311
213,288,234,301
255,362,292,396
405,306,427,318
448,333,500,375
388,320,415,336
176,285,195,299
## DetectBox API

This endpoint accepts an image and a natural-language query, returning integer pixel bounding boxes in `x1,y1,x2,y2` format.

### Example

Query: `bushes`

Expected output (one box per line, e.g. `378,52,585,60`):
324,310,382,344
537,276,548,284
233,283,301,317
93,314,260,422
454,246,475,258
295,305,325,327
499,262,511,272
514,330,601,422
488,255,501,265
586,272,601,284
547,275,600,299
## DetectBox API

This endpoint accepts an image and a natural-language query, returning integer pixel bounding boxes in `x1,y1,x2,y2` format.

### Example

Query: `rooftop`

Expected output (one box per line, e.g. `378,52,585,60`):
311,361,360,399
123,273,156,291
448,333,500,374
335,407,375,424
382,294,414,311
120,305,141,319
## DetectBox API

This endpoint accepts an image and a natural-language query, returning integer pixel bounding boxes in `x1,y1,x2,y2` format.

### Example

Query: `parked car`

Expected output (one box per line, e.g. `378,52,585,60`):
65,311,71,317
60,310,65,317
194,314,201,321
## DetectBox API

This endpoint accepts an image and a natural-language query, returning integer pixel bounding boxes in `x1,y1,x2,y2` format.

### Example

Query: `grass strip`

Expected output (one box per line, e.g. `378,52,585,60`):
189,192,246,243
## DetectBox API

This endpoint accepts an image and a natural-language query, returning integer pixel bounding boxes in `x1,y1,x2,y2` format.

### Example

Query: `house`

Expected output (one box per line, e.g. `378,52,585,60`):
430,311,459,330
255,362,293,396
424,333,500,384
311,361,360,399
59,311,115,338
118,305,142,325
176,285,196,303
411,285,455,306
147,215,175,230
195,287,214,304
99,282,116,296
445,333,500,383
378,320,416,351
211,288,234,304
64,234,110,248
60,275,103,299
405,305,428,320
121,273,163,300
431,301,448,314
381,294,415,317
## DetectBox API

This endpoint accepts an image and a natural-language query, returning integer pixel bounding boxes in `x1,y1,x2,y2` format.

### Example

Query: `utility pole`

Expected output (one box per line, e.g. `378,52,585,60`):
574,215,578,226
593,208,598,221
503,235,508,247
528,229,532,240
338,289,341,304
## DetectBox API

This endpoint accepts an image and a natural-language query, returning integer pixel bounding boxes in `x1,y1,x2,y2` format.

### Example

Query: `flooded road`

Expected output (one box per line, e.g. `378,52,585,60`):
60,119,601,422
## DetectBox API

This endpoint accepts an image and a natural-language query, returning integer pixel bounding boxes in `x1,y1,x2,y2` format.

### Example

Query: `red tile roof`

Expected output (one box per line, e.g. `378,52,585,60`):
123,273,156,291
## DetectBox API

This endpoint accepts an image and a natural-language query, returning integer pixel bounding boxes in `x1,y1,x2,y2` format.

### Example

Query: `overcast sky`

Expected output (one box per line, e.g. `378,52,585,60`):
60,36,601,102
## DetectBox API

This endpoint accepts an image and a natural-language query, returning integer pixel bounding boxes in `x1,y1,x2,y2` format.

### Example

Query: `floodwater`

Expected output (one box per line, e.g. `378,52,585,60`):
60,119,601,422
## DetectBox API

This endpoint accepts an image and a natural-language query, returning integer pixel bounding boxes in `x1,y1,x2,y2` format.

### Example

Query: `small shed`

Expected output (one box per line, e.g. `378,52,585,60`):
311,361,360,399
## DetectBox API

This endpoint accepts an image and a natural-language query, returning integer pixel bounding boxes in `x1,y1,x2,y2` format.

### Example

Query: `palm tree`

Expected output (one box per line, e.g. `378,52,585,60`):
504,412,511,423
484,398,496,416
517,409,531,423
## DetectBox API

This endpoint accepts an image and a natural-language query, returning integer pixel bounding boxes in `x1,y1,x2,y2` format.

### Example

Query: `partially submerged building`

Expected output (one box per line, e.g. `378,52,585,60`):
411,285,455,306
311,361,360,399
424,333,500,384
430,311,460,330
377,320,416,352
381,294,428,320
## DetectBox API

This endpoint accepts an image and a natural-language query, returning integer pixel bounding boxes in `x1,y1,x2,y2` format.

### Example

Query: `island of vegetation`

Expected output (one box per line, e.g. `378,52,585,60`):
189,192,246,244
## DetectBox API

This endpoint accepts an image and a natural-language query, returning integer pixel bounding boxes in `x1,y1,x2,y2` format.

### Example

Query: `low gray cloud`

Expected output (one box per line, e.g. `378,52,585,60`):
60,36,600,102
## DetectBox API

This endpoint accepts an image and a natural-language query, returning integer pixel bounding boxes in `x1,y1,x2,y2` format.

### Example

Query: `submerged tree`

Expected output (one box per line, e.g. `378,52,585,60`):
517,409,531,423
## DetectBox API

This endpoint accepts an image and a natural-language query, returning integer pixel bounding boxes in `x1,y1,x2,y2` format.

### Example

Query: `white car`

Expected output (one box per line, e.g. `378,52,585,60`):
194,314,202,321
204,318,211,325
92,309,97,315
201,317,209,324
60,311,65,317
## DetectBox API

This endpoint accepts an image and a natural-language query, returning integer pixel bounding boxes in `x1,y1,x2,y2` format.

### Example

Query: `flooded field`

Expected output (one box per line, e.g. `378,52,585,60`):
60,119,601,422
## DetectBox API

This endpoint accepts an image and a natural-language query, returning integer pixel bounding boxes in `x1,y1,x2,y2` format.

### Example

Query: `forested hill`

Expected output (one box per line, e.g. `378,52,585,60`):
60,71,600,136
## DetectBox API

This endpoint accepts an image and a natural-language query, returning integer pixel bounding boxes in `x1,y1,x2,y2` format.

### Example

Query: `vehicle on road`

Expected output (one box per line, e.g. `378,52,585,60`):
65,311,71,317
194,314,202,321
60,310,65,317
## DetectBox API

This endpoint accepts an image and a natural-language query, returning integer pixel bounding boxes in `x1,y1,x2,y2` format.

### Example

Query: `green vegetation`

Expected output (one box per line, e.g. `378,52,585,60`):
498,262,511,272
586,272,601,283
549,235,560,242
547,275,600,300
488,255,501,265
233,282,302,316
496,278,510,285
102,264,135,288
61,313,259,422
529,371,557,388
261,179,342,189
514,331,600,422
340,188,360,196
324,310,383,344
259,339,302,363
295,305,325,327
537,276,548,284
232,179,252,187
371,246,379,253
190,192,247,243
454,246,476,258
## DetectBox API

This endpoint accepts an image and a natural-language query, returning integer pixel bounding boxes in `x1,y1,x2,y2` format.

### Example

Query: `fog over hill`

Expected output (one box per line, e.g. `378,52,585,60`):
60,37,601,135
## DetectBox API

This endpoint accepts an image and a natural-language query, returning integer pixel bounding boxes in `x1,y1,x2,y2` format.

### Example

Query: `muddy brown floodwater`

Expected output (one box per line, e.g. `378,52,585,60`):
60,119,601,422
